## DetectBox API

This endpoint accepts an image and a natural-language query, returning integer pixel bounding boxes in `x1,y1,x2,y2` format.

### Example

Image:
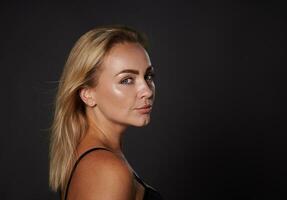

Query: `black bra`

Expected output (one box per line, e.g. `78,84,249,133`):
64,147,163,200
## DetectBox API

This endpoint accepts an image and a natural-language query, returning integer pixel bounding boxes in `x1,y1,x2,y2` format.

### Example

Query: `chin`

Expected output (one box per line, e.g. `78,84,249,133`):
131,116,151,127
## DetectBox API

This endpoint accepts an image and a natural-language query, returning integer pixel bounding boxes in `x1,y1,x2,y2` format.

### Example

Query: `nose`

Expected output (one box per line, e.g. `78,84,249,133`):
138,80,154,100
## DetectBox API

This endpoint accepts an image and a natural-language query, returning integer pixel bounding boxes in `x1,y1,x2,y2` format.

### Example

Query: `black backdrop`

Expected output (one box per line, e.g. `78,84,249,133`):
1,1,286,200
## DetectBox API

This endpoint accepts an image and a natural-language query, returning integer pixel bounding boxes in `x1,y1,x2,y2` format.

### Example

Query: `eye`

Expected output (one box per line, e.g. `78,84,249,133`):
120,77,134,85
145,72,155,81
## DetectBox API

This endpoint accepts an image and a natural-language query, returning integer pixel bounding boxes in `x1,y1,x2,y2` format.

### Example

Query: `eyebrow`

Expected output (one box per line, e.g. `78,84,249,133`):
114,66,153,77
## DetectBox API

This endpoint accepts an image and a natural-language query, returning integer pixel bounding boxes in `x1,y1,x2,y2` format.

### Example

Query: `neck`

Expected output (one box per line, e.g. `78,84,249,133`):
85,107,127,154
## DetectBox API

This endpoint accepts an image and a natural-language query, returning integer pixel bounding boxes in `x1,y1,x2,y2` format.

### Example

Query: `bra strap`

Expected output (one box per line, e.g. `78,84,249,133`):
64,147,112,200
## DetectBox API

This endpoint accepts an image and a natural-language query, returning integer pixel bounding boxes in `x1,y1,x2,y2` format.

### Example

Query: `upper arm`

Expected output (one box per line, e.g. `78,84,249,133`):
67,150,135,200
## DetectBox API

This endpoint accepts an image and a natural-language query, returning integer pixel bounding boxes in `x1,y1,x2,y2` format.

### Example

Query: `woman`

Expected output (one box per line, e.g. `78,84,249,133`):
49,25,163,200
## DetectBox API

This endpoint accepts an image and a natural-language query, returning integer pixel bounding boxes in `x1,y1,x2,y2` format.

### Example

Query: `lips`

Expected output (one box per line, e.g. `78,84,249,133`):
135,104,152,114
137,104,152,109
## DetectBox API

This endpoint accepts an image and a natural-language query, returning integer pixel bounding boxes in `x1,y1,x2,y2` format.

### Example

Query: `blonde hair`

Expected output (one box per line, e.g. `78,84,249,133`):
49,25,148,192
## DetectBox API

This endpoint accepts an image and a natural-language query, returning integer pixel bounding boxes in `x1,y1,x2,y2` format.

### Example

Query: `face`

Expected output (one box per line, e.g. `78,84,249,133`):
92,42,155,127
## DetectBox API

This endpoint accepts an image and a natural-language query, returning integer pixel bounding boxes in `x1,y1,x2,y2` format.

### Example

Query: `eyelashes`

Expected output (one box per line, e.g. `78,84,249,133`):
120,77,133,85
145,72,155,81
120,72,155,85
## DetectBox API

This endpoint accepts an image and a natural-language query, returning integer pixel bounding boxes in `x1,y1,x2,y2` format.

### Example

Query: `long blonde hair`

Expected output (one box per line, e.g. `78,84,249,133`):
49,25,148,192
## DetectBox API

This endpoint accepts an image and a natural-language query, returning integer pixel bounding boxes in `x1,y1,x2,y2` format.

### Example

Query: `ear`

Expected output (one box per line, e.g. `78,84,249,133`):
79,87,97,107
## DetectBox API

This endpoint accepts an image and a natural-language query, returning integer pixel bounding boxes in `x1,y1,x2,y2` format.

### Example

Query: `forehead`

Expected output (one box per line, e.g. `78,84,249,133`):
101,42,151,74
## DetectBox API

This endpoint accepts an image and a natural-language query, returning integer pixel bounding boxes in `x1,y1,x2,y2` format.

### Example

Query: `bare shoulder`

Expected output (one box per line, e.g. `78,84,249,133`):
67,149,135,200
76,149,132,178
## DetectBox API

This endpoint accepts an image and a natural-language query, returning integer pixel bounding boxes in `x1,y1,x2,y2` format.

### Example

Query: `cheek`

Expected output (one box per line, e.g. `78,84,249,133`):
151,82,156,96
99,84,136,111
148,82,156,102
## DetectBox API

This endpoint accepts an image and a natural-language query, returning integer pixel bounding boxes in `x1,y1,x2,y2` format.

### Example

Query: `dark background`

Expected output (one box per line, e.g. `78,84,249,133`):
1,1,286,199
